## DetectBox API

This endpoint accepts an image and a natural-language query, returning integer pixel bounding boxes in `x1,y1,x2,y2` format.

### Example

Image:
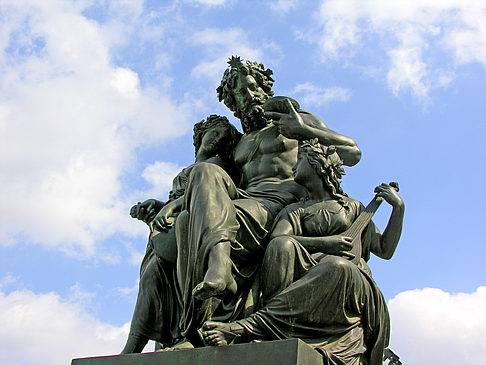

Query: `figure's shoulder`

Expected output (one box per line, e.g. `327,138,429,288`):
204,155,225,166
342,195,360,205
299,109,328,128
274,201,307,226
176,163,196,178
342,196,365,214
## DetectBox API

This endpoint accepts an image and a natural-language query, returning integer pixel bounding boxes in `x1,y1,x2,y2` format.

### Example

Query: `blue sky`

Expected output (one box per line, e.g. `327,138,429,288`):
1,0,485,364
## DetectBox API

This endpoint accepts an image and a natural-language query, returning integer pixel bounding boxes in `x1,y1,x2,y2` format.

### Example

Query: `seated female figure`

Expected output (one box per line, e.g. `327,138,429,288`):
121,115,241,353
201,139,404,365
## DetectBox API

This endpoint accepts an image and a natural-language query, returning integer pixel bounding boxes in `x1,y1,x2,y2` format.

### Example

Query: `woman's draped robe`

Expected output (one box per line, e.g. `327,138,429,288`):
124,163,197,347
127,155,239,346
238,197,390,365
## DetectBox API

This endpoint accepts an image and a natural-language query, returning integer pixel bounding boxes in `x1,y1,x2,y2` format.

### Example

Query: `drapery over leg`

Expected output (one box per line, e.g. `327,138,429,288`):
176,162,239,338
122,242,182,353
239,255,389,365
176,162,299,340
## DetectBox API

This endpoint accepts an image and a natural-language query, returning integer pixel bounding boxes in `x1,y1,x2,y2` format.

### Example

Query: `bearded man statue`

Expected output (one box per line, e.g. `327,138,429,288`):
170,56,362,348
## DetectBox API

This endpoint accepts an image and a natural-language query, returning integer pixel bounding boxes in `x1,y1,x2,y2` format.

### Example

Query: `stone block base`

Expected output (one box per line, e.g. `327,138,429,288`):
72,339,324,365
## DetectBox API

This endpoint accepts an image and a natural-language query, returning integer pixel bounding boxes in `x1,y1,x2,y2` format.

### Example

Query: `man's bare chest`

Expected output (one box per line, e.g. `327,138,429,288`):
234,126,298,167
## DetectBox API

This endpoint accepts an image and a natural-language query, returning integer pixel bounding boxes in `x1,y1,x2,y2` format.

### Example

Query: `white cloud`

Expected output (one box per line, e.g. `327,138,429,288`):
388,286,486,365
116,279,140,299
190,28,281,84
110,67,141,99
309,0,486,100
268,0,298,14
186,0,227,6
0,1,191,256
68,282,96,308
129,248,145,266
0,288,130,365
141,161,183,199
387,48,428,99
291,82,351,107
0,274,21,289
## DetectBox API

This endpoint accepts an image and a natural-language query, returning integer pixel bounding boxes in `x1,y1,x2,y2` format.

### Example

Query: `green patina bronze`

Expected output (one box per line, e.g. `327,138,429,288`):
121,56,404,365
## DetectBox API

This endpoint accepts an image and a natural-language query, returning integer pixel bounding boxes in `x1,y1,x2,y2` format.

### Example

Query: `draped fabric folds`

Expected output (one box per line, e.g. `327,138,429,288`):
126,237,183,347
237,198,390,365
177,162,300,339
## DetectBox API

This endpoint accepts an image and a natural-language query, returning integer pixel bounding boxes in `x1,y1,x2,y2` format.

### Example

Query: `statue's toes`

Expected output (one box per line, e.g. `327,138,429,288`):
192,281,225,300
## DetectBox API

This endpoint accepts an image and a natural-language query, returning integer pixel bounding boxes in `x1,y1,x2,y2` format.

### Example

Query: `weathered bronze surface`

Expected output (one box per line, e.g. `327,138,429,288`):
117,56,405,364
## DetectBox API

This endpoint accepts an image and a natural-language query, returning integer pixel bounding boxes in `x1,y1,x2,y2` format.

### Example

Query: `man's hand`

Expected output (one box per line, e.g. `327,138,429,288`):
321,235,355,259
265,99,309,140
130,199,159,224
151,202,176,232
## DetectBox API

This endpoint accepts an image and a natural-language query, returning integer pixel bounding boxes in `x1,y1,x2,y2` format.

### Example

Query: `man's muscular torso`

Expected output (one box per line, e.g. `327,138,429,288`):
233,124,302,197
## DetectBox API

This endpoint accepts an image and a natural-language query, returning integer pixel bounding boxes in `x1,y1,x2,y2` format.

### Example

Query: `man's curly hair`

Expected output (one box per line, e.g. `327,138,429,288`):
193,114,242,158
300,138,349,209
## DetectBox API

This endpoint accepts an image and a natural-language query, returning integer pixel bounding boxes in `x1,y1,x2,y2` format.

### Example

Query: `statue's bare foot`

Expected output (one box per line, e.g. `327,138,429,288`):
193,281,223,300
156,339,194,352
192,242,237,300
200,321,244,346
192,275,237,300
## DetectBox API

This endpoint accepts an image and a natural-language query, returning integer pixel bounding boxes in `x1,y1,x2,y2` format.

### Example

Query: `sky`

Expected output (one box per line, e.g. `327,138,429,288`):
0,0,485,364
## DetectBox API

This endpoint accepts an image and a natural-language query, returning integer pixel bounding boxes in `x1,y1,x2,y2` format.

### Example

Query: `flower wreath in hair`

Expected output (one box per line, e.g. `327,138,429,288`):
299,138,349,209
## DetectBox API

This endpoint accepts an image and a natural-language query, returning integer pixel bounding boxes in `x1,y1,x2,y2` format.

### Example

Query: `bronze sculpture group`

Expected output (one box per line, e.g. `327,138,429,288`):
122,57,405,365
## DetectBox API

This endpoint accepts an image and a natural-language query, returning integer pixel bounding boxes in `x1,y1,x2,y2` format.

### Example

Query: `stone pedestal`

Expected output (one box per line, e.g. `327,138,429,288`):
72,338,324,365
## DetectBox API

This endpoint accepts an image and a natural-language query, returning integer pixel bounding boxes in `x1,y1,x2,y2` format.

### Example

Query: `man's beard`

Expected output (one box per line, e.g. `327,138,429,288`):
240,104,269,133
235,96,270,133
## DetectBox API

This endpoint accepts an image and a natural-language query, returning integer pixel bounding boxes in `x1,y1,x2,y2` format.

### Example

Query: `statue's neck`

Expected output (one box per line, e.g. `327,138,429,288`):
306,181,331,201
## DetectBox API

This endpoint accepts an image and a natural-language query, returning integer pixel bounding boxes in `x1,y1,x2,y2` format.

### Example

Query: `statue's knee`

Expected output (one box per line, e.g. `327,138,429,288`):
266,236,295,258
190,162,217,180
318,255,351,274
188,162,236,197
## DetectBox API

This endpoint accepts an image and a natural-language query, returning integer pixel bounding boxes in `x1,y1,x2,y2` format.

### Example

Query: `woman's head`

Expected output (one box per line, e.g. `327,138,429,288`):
193,115,242,158
297,138,348,206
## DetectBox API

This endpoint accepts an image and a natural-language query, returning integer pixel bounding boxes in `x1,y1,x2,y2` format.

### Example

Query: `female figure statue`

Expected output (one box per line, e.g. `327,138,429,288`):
121,115,241,353
201,139,405,365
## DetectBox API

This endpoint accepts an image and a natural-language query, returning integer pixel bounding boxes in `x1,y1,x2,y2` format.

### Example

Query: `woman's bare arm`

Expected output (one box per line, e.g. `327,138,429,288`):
370,183,405,260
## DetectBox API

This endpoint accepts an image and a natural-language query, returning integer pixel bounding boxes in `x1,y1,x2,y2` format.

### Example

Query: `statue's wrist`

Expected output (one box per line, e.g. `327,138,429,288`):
392,200,405,211
299,123,313,140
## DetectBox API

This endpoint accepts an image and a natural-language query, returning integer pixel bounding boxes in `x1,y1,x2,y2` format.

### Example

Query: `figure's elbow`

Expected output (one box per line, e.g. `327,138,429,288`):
374,250,394,260
380,251,394,260
343,146,362,167
376,243,398,260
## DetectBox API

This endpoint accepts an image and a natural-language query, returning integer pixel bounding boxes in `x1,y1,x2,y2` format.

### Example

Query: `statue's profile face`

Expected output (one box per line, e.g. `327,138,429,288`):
293,152,316,186
199,124,228,155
